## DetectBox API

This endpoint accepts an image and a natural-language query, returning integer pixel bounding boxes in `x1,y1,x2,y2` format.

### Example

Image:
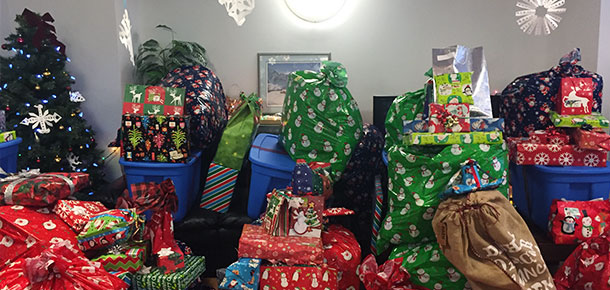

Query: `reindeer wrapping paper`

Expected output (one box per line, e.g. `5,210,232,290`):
122,84,186,116
556,77,593,115
376,143,508,253
120,114,190,163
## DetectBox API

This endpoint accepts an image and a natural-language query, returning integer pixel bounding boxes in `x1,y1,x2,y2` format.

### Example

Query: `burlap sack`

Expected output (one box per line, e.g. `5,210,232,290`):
432,190,556,290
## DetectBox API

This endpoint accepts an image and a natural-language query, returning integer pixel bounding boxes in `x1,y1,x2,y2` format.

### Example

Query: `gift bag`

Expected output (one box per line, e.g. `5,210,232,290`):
323,225,362,290
147,210,185,274
548,199,610,244
432,190,555,290
384,89,426,150
554,234,610,289
261,189,291,236
280,61,363,181
557,77,594,115
0,170,89,206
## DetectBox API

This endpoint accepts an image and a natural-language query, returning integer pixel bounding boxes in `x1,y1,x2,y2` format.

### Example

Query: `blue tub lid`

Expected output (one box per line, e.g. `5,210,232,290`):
0,137,22,149
249,134,296,171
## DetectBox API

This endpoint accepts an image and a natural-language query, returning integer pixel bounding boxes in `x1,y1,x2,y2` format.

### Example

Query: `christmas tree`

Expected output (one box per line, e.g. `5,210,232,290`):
305,202,320,228
0,9,104,188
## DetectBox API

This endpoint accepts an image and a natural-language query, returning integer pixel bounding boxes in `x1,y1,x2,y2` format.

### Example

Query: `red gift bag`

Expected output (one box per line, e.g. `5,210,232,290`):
554,234,610,289
557,77,594,115
358,255,428,290
323,225,362,290
548,199,610,244
0,205,79,267
0,171,89,206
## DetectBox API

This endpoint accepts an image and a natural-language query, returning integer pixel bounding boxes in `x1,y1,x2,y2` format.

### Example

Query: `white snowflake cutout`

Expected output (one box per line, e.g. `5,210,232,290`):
218,0,255,26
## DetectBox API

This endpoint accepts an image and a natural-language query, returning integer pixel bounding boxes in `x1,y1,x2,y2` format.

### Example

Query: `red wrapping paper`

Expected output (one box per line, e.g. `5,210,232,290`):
572,128,610,151
288,195,324,238
323,225,362,290
259,265,338,290
145,210,185,274
548,199,610,244
528,129,570,145
557,77,594,115
53,200,108,234
0,205,79,267
0,171,89,206
238,224,324,265
0,241,128,290
358,255,428,290
554,234,610,289
428,103,470,133
508,138,607,167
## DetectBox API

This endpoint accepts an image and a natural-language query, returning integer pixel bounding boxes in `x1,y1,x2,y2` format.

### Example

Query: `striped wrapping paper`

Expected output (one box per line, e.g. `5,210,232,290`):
371,175,383,255
200,162,239,213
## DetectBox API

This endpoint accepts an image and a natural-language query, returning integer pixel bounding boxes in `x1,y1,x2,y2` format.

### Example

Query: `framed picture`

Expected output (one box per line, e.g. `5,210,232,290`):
258,53,331,113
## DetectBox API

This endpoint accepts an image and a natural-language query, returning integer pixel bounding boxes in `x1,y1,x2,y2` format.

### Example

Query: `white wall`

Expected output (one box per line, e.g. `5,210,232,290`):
599,0,610,119
138,0,600,122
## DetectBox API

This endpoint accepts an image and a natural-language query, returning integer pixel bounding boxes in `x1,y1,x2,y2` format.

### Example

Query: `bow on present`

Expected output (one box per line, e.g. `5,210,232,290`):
21,8,66,55
358,255,426,290
428,103,470,133
116,178,178,215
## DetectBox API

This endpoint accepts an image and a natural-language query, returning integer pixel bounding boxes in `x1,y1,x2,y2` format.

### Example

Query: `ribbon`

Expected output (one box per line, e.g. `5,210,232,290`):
1,168,75,204
320,61,348,88
436,107,461,130
21,9,66,55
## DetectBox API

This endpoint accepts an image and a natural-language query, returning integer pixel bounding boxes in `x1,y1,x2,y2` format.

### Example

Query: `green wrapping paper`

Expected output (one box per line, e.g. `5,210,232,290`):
133,256,206,290
549,111,610,128
376,143,508,253
280,61,363,181
403,131,503,146
389,242,468,290
384,89,426,150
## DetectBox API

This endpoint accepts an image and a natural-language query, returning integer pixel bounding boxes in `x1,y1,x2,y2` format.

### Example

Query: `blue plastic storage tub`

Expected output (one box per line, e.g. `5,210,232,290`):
248,134,295,219
0,138,22,176
511,162,610,231
119,151,202,222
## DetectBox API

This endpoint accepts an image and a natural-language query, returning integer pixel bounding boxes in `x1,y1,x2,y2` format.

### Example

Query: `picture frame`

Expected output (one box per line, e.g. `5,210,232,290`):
258,53,331,113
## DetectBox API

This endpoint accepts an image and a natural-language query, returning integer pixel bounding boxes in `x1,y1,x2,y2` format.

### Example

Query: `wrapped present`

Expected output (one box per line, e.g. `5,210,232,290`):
262,189,291,236
572,127,610,151
259,265,338,290
428,103,470,133
92,244,147,272
77,208,138,251
0,170,89,206
147,210,185,274
238,224,324,265
292,159,333,198
0,130,16,143
433,72,474,104
121,114,190,163
548,199,610,244
359,255,427,290
0,110,5,132
403,131,503,146
200,162,239,213
219,258,261,290
528,128,570,145
554,234,610,290
117,178,178,215
288,194,324,238
0,205,79,267
122,84,186,115
53,200,108,233
323,225,361,290
550,110,610,128
508,137,607,167
440,159,503,199
0,240,128,290
405,118,504,134
133,255,206,290
557,77,594,115
110,271,134,288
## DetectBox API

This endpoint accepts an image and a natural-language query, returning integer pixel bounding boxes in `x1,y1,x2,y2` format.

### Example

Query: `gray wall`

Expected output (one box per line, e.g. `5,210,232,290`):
0,0,605,180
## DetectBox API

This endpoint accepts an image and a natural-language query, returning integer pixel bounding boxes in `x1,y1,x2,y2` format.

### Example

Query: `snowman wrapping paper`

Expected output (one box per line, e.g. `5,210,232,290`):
376,143,508,252
549,199,610,245
384,89,426,151
259,265,338,290
389,242,468,290
280,61,363,182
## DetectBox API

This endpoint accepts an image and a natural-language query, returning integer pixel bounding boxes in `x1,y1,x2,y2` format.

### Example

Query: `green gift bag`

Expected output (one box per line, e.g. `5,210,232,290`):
200,93,261,213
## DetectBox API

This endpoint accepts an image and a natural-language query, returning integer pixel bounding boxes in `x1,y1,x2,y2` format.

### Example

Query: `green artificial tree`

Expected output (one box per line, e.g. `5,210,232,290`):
0,9,105,189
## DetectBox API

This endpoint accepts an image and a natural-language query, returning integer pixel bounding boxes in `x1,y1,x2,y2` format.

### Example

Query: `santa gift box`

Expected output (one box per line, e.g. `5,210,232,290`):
238,224,324,265
53,200,108,233
77,208,139,251
0,205,79,267
122,84,186,116
571,128,610,151
508,137,607,167
428,103,470,133
0,171,89,206
132,255,206,290
92,243,148,272
259,265,338,290
556,77,594,115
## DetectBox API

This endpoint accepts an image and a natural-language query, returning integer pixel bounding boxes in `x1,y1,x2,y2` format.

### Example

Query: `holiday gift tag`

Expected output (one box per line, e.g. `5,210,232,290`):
123,84,186,116
288,195,324,238
428,103,470,133
53,200,108,234
219,258,261,290
549,199,610,244
550,111,610,128
77,208,138,251
259,265,338,290
557,77,594,115
0,171,89,206
434,72,474,104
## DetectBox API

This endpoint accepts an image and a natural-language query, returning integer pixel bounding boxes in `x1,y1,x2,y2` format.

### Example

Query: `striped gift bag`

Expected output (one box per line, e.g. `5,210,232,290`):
200,162,239,213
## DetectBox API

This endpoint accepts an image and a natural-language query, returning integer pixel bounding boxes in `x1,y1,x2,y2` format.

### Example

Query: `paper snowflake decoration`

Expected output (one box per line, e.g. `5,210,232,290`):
69,91,86,103
218,0,255,26
516,0,566,35
118,9,135,66
20,104,62,134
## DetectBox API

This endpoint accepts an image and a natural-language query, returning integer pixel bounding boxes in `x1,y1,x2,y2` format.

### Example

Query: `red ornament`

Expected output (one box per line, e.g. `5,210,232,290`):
17,37,24,43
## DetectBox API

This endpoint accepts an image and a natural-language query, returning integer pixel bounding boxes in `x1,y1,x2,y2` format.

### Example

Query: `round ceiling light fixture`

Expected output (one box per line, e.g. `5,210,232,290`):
284,0,347,23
